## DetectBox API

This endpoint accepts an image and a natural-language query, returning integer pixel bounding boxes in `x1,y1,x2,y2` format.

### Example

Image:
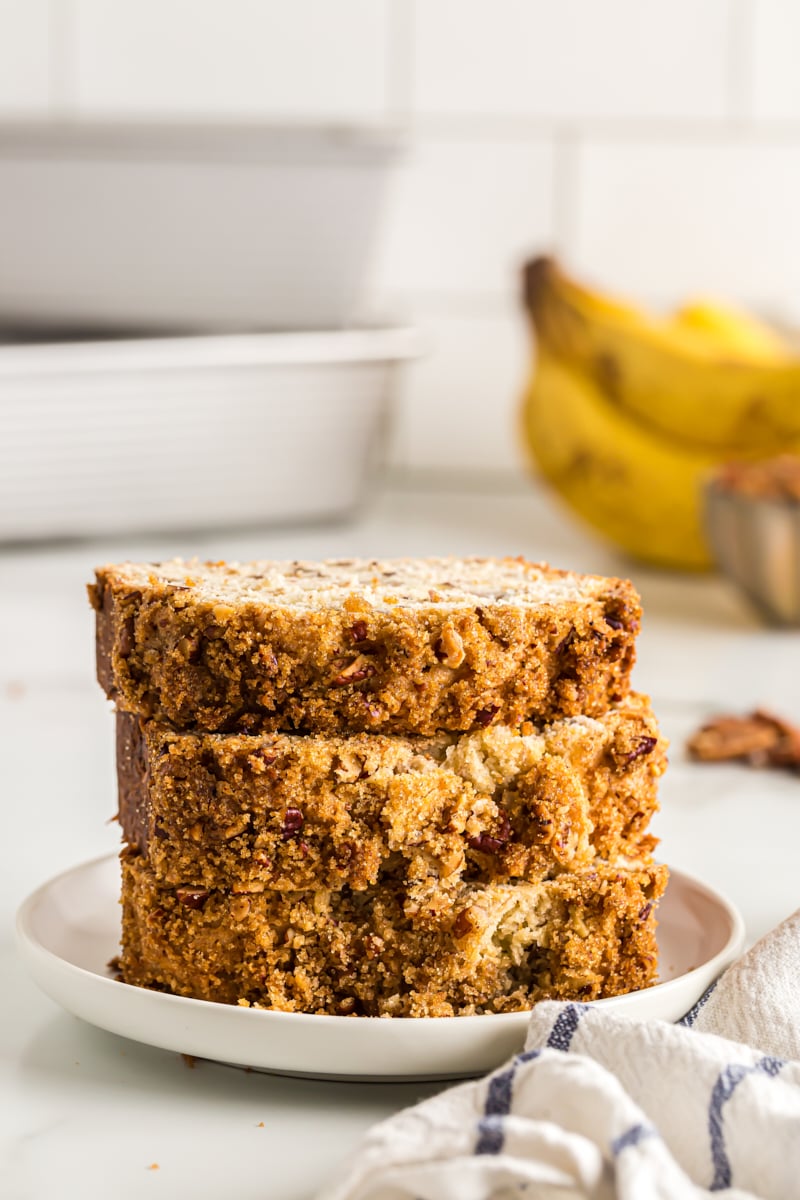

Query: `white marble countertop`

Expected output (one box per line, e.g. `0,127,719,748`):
3,478,799,1200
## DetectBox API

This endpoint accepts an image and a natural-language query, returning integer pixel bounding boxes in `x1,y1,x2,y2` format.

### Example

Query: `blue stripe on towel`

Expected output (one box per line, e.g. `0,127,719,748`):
611,1122,658,1156
709,1055,786,1190
678,980,718,1027
546,1003,589,1052
474,1114,506,1156
475,1004,588,1154
475,1048,541,1155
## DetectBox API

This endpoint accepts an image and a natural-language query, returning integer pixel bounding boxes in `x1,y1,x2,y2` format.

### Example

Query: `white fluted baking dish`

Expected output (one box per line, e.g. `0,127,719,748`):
0,122,401,332
0,327,421,541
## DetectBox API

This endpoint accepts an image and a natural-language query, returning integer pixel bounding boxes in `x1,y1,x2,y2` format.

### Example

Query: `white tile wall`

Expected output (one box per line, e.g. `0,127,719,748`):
72,0,390,118
369,137,555,300
571,141,800,318
388,304,531,472
412,0,732,120
750,0,800,120
2,0,800,474
0,0,51,111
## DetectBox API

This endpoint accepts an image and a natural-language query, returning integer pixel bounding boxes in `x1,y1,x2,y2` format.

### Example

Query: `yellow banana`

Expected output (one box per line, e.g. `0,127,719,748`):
524,258,800,451
522,350,751,570
673,298,789,363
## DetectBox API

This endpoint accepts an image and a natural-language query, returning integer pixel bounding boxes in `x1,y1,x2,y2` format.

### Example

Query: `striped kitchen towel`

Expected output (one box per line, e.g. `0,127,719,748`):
319,910,800,1200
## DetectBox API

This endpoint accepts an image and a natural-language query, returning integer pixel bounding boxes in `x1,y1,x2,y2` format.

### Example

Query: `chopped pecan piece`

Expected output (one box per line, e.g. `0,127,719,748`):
468,814,511,855
713,455,800,502
362,935,384,959
434,624,466,669
176,888,210,910
623,736,658,764
452,909,474,939
475,705,499,727
687,709,800,770
555,630,574,655
281,808,304,839
467,832,503,854
249,747,278,772
230,896,251,922
177,633,201,662
118,616,135,658
330,655,377,686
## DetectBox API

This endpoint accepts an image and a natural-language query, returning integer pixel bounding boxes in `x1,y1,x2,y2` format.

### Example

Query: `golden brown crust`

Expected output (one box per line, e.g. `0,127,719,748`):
118,694,665,893
91,556,641,735
120,856,667,1017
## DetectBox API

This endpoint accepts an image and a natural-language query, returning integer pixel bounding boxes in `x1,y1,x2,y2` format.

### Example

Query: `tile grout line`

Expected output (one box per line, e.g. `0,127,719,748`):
550,127,580,258
47,0,76,114
404,112,800,147
383,0,413,471
726,0,756,124
386,0,414,123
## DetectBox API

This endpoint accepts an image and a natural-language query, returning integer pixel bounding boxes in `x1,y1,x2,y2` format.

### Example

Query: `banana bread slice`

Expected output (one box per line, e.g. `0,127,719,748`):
90,556,640,735
117,693,665,894
119,855,667,1017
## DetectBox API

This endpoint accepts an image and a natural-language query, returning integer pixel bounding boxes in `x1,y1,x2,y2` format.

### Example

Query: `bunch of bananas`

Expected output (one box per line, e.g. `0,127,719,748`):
520,258,800,569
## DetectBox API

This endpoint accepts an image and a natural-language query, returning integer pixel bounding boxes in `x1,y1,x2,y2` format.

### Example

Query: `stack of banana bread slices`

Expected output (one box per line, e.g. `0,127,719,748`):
89,556,668,1018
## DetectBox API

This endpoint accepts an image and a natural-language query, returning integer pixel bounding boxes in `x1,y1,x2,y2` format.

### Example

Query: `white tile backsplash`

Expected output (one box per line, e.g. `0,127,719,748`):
0,0,51,111
72,0,389,118
750,0,800,120
412,0,731,120
570,140,800,318
389,304,531,472
4,0,800,473
369,136,554,299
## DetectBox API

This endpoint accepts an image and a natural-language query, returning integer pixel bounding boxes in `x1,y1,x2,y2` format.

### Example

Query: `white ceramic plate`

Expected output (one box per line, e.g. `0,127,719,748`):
17,854,745,1081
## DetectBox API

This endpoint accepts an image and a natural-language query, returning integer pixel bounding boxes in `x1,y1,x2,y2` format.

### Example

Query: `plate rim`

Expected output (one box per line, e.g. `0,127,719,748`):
16,851,747,1033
